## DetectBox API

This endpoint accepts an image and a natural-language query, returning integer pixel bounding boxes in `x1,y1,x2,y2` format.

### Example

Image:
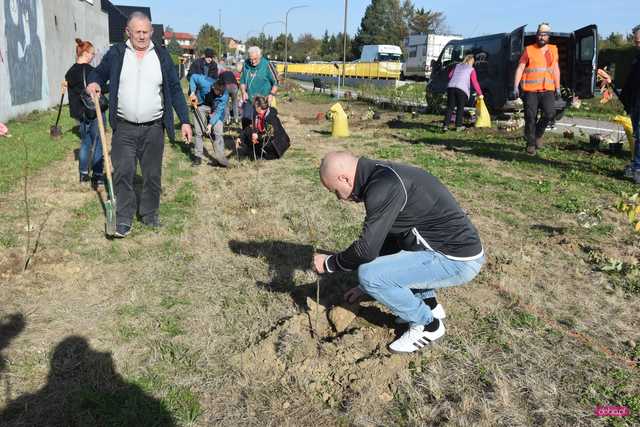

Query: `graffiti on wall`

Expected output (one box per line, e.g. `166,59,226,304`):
4,0,44,106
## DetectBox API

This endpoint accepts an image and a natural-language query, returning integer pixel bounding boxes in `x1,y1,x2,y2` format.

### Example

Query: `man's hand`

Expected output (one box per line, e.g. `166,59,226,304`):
206,123,212,134
344,286,364,304
189,93,198,106
251,133,259,145
86,82,101,97
267,94,274,105
241,91,248,102
235,137,242,148
312,253,327,274
511,87,519,100
555,88,562,99
181,124,192,143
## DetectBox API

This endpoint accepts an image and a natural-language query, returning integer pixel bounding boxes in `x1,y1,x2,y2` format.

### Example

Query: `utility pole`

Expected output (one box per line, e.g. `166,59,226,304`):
284,5,309,80
341,0,348,97
218,9,222,58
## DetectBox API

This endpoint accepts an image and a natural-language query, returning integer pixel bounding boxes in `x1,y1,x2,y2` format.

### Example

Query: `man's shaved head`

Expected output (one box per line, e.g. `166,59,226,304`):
319,151,359,201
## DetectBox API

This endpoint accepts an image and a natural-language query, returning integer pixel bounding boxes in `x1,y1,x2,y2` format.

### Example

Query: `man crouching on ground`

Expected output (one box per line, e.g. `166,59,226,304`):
312,151,485,353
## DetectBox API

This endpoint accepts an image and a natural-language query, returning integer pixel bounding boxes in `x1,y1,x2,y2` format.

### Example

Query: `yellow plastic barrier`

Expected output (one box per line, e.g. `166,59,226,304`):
475,96,491,128
274,62,401,79
613,115,635,157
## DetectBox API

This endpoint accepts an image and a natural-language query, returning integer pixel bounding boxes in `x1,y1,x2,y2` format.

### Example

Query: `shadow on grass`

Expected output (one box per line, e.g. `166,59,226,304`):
391,124,625,179
0,313,26,374
228,239,395,328
0,336,176,426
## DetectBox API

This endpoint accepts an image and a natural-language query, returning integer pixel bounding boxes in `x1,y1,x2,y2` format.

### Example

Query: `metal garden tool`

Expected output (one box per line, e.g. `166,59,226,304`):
50,82,66,139
92,93,117,236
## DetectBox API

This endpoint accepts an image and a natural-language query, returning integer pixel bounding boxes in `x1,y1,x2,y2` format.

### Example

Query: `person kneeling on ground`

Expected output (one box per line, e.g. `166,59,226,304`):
236,96,290,160
312,151,485,354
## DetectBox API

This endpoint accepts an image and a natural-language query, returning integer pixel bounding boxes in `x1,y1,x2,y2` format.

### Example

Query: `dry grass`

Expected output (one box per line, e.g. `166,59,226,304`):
0,91,639,426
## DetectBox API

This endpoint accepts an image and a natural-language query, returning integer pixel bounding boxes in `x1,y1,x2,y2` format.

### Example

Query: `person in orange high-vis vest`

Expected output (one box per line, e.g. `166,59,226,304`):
513,23,561,155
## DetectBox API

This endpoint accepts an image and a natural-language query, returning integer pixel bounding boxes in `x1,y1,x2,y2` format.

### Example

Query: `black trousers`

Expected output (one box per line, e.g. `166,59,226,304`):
444,88,468,128
523,91,555,146
111,120,164,225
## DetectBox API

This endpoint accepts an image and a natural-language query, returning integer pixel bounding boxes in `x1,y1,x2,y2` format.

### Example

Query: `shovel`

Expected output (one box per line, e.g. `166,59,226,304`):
191,100,229,167
92,93,117,236
49,82,65,139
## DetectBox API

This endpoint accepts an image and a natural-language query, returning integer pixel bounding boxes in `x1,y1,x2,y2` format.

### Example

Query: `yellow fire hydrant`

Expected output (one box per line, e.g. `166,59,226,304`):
328,103,349,137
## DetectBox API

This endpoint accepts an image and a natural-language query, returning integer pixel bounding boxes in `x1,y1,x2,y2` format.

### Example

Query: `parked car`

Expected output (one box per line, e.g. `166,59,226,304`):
427,24,598,115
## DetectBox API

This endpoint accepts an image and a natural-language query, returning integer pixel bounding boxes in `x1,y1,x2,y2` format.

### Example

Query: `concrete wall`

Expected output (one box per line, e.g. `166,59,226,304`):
0,0,109,123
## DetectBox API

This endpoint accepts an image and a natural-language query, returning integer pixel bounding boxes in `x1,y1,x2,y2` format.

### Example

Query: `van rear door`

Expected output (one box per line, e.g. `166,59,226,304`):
572,25,598,98
508,25,526,93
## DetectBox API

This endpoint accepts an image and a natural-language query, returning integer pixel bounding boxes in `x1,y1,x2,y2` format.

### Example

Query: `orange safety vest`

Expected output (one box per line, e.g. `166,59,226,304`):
521,44,558,92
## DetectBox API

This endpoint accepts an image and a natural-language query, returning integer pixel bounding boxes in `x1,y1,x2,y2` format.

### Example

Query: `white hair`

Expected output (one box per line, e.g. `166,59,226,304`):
127,11,151,26
247,46,262,57
633,25,640,36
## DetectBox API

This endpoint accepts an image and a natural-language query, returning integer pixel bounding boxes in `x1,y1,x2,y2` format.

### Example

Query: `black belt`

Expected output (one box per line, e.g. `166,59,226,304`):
117,117,162,127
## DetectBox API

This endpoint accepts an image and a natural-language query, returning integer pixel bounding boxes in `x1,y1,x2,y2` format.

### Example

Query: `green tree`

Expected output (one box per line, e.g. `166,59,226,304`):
599,32,632,50
334,32,354,61
166,35,181,56
320,30,332,58
292,33,321,62
351,0,407,58
409,8,447,34
195,23,224,57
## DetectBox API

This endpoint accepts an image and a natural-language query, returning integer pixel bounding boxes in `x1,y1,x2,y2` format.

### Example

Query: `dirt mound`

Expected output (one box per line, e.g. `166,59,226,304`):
233,296,414,410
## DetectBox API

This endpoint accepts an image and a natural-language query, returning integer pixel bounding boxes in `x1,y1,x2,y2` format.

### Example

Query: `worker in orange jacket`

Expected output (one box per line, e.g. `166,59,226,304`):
513,23,561,155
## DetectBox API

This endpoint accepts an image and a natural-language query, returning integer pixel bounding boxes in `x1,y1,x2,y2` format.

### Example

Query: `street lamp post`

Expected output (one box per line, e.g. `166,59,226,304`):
284,5,309,80
341,0,348,97
261,20,285,51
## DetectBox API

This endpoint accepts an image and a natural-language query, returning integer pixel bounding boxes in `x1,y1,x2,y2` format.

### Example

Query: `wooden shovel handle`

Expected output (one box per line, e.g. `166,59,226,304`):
92,93,113,185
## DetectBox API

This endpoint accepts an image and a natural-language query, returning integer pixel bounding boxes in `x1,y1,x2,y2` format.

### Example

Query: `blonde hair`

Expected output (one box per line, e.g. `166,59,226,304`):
463,54,475,65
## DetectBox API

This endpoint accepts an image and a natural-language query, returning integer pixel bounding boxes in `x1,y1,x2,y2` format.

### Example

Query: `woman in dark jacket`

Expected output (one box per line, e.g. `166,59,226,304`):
64,38,104,185
236,96,290,160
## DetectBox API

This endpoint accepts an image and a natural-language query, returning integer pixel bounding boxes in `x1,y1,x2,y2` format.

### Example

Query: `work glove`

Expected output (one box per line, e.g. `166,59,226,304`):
555,88,562,100
511,88,519,100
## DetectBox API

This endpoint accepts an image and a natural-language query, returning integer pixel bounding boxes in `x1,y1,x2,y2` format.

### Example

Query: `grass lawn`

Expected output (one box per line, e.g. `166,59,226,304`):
0,88,638,426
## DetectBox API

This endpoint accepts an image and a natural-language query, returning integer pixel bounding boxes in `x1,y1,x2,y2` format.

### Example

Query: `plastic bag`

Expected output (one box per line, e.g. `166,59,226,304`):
475,97,491,128
613,115,634,157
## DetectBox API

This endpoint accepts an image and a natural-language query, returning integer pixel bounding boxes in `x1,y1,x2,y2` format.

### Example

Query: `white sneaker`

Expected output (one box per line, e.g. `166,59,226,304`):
395,303,446,324
388,320,445,354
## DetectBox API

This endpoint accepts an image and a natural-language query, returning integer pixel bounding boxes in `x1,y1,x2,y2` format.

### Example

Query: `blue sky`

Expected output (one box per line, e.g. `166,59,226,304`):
125,0,638,41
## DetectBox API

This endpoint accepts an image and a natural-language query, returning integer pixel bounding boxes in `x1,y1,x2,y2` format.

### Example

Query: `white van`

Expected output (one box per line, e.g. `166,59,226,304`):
358,45,402,62
402,34,462,80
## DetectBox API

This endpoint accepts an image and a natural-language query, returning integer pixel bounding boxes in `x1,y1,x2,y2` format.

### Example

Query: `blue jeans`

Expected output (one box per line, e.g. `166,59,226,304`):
358,249,485,326
631,106,640,170
78,116,104,178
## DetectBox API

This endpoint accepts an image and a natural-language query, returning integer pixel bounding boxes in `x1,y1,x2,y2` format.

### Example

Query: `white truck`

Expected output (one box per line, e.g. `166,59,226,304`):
402,33,462,80
358,45,402,62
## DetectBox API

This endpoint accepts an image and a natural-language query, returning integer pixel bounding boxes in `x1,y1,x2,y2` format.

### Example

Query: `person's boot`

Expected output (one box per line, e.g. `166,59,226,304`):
526,144,537,155
191,157,202,167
